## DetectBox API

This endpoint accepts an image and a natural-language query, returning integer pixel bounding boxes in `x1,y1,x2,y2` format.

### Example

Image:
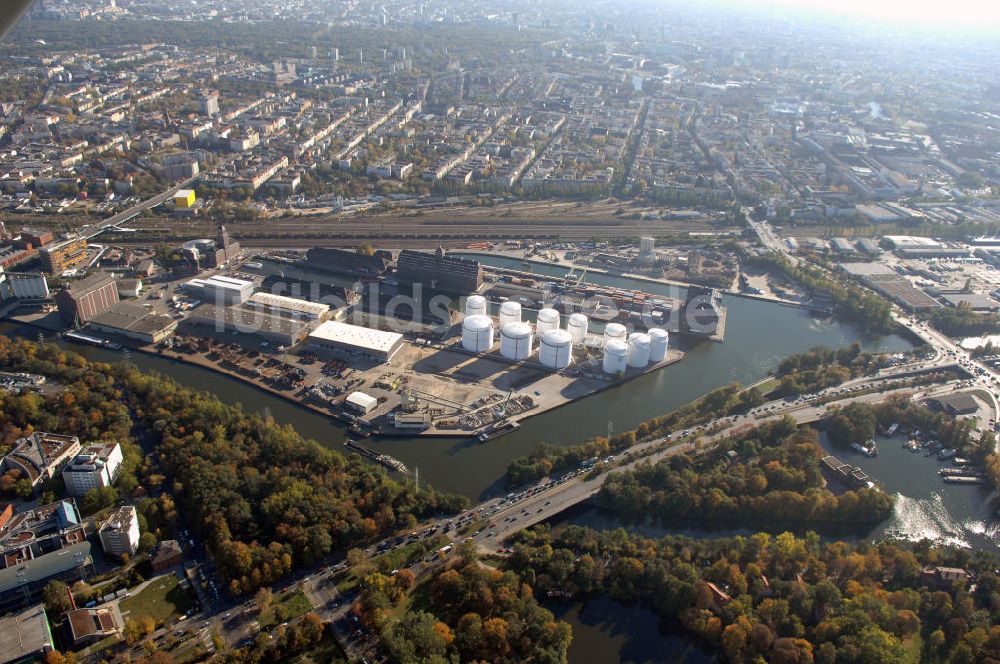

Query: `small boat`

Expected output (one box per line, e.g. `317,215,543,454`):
851,440,878,457
938,448,957,460
886,423,899,436
943,476,986,484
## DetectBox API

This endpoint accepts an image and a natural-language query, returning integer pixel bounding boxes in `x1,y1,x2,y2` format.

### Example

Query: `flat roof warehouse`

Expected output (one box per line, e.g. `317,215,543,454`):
307,320,404,361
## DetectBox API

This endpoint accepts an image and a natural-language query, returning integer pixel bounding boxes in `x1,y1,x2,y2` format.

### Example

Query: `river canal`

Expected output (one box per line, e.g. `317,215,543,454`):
11,256,994,663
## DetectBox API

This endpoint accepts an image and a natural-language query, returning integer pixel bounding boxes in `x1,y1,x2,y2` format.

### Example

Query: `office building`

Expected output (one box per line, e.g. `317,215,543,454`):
62,442,124,497
56,272,119,325
97,505,140,558
39,236,88,274
0,500,92,613
172,189,196,209
0,432,81,492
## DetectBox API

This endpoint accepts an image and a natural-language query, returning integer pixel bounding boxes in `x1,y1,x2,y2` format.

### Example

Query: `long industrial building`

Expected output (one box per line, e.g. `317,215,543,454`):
396,248,483,293
306,320,404,361
306,247,390,277
187,303,312,346
88,302,178,344
247,292,330,321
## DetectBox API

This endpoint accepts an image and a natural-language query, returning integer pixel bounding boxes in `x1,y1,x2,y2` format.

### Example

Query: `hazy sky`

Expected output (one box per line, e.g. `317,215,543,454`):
733,0,1000,27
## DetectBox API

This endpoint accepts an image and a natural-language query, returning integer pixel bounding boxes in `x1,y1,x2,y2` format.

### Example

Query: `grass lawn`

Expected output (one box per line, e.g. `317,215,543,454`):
119,574,194,624
259,590,313,629
754,377,779,398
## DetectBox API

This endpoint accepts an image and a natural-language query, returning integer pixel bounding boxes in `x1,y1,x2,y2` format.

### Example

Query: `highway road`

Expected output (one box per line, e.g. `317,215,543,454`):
469,377,971,552
82,174,200,240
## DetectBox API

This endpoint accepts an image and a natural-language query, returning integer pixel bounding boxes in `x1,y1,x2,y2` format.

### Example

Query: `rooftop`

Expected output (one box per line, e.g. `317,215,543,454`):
248,292,330,317
63,271,116,295
88,302,177,336
0,604,52,663
98,505,136,535
308,320,403,354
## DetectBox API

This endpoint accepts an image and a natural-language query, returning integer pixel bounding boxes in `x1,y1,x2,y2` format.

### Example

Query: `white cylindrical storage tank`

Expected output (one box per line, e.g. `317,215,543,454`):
465,294,487,318
627,332,651,368
539,329,573,369
500,321,533,361
603,322,627,345
461,314,494,352
602,338,628,374
567,313,589,345
536,307,561,335
648,328,669,363
498,301,522,329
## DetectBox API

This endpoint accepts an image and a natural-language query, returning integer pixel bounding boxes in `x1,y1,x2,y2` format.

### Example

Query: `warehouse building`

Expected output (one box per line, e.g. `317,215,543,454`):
187,303,312,346
56,272,119,325
396,248,483,293
87,302,178,344
306,247,390,277
186,274,255,305
97,505,140,558
247,292,330,321
345,391,378,415
306,320,404,361
6,272,49,299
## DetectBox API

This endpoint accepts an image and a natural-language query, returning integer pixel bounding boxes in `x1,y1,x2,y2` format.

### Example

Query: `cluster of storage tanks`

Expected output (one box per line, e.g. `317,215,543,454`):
600,323,668,374
461,295,666,374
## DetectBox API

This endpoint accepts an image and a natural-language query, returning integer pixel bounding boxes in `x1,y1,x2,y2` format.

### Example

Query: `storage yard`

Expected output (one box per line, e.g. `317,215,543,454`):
25,246,703,443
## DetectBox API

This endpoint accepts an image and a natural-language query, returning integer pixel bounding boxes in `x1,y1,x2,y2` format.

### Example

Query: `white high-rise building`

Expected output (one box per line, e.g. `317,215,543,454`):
98,505,140,557
62,442,123,497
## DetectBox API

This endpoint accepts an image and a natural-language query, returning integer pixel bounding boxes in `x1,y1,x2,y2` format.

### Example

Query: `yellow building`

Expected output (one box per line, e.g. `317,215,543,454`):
39,236,89,274
172,189,196,209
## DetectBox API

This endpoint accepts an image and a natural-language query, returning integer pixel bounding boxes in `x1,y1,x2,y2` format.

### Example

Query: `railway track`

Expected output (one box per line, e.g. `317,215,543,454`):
100,217,736,247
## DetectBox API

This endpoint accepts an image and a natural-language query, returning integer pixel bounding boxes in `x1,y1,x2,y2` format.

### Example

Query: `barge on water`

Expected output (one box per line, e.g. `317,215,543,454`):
943,476,987,485
63,330,122,350
477,420,520,443
343,439,408,474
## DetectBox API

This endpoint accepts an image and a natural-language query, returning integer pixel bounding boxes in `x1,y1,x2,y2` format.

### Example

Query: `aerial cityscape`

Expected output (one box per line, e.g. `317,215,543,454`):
0,1,999,662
